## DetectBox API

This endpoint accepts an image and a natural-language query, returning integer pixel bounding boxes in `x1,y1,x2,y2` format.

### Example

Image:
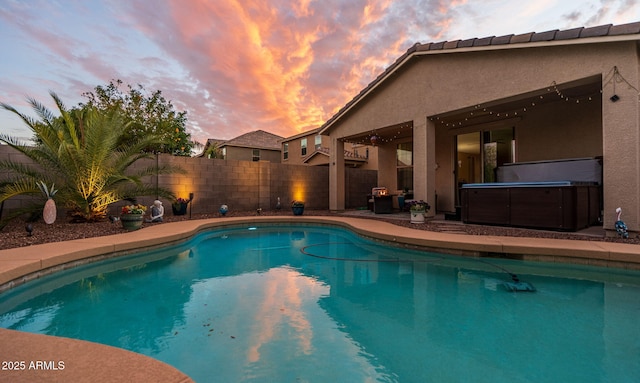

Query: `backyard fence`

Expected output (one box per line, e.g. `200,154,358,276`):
0,145,377,217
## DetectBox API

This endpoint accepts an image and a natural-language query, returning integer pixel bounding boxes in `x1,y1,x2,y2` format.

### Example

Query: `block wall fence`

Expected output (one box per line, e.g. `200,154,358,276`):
0,146,377,216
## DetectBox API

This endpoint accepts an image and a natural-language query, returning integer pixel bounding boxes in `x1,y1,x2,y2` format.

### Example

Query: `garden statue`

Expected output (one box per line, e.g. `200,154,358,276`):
146,200,164,223
219,204,228,216
615,207,628,239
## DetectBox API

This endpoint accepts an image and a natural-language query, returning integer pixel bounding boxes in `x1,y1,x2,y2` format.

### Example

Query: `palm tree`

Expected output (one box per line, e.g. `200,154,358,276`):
0,92,182,225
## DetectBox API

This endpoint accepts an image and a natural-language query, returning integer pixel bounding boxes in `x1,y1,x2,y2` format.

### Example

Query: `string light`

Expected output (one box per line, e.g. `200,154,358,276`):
343,66,633,141
431,79,602,128
342,123,415,145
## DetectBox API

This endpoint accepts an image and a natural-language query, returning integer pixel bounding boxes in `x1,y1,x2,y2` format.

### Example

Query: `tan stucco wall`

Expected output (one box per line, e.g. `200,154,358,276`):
225,146,281,163
281,135,311,164
324,40,640,231
517,98,603,162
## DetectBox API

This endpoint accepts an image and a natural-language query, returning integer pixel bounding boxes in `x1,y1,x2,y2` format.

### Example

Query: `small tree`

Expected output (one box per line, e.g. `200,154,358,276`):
0,92,182,225
204,142,223,159
82,80,193,156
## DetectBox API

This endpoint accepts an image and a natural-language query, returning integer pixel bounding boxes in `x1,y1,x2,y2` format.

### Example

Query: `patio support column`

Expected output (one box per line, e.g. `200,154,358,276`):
413,118,436,217
602,73,640,233
329,137,345,211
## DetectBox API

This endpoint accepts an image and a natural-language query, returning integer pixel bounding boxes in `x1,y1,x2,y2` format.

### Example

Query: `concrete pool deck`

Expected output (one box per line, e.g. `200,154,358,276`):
1,215,639,382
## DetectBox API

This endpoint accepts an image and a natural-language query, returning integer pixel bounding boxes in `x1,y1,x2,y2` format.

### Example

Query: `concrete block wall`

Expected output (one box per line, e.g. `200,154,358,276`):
0,146,377,217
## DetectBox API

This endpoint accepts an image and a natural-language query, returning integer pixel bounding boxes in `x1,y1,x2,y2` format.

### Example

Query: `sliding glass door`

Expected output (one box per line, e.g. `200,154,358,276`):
456,127,515,203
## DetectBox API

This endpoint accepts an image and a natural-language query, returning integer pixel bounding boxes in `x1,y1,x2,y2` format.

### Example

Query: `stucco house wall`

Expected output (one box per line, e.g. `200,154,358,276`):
516,98,603,162
223,146,281,163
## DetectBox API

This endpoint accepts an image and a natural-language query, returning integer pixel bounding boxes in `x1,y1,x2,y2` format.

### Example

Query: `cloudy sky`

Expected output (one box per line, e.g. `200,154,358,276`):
1,0,638,144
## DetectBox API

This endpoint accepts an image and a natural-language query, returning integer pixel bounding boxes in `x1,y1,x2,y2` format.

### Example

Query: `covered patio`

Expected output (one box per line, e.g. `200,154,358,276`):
320,22,640,235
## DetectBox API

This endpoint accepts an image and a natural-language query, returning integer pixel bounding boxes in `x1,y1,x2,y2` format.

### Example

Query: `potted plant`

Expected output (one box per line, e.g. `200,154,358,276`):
408,200,430,224
121,204,147,230
291,200,305,216
172,197,190,215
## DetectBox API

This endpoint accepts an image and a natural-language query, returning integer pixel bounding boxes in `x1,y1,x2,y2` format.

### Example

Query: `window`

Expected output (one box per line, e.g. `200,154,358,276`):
315,135,322,150
221,147,226,160
301,138,307,156
283,143,289,160
397,142,413,191
252,149,260,162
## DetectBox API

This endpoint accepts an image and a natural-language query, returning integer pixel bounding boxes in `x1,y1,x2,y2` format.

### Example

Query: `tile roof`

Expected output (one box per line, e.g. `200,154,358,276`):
205,138,227,146
221,129,283,150
319,21,640,133
415,22,640,52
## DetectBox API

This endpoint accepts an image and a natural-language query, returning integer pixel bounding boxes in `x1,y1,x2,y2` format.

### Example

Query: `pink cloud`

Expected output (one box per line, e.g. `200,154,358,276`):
3,0,636,146
116,0,430,141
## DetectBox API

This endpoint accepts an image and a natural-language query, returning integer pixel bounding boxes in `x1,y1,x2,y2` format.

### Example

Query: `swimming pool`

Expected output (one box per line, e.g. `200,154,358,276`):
1,224,639,382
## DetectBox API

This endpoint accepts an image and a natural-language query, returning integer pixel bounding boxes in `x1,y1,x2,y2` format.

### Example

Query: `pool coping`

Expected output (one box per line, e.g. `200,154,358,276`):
1,215,639,382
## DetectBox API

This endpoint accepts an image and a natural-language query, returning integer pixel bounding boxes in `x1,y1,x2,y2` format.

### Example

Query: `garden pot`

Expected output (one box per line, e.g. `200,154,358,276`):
292,206,304,216
410,209,425,224
121,214,144,231
172,203,188,215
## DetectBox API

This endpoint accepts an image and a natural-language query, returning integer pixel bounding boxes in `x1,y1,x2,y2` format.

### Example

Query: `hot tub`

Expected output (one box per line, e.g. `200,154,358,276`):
460,181,600,231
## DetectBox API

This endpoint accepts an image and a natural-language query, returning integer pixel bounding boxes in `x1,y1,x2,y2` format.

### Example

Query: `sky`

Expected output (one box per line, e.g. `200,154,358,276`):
1,0,639,145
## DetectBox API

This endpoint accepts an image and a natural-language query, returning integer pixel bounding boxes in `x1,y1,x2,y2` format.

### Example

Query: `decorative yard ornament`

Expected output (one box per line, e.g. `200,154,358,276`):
219,204,228,216
615,207,629,239
370,134,379,146
37,181,58,224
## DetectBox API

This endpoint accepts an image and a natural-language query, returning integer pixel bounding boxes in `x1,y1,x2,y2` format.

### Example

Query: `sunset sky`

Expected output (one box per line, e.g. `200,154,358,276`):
1,0,639,144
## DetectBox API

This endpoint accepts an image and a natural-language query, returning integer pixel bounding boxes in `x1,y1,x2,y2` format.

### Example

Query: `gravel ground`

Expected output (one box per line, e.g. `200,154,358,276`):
0,209,637,251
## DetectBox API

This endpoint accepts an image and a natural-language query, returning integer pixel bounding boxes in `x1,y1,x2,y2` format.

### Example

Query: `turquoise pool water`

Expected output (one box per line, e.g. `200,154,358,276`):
1,225,639,382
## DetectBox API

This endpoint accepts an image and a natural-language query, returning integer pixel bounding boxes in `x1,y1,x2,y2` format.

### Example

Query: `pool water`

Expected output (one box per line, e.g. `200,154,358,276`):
1,225,639,382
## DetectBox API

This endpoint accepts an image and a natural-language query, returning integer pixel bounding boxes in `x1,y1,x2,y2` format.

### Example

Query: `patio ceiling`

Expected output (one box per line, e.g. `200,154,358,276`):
335,76,602,147
340,121,414,146
432,76,602,129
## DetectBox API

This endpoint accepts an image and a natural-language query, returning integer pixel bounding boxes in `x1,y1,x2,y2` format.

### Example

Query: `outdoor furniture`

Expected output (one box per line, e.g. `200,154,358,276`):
373,195,393,214
371,187,393,214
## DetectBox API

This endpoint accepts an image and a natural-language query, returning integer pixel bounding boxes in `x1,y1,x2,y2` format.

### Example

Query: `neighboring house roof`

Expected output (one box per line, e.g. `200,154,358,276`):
221,130,283,150
281,128,322,143
319,21,640,134
204,138,227,147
